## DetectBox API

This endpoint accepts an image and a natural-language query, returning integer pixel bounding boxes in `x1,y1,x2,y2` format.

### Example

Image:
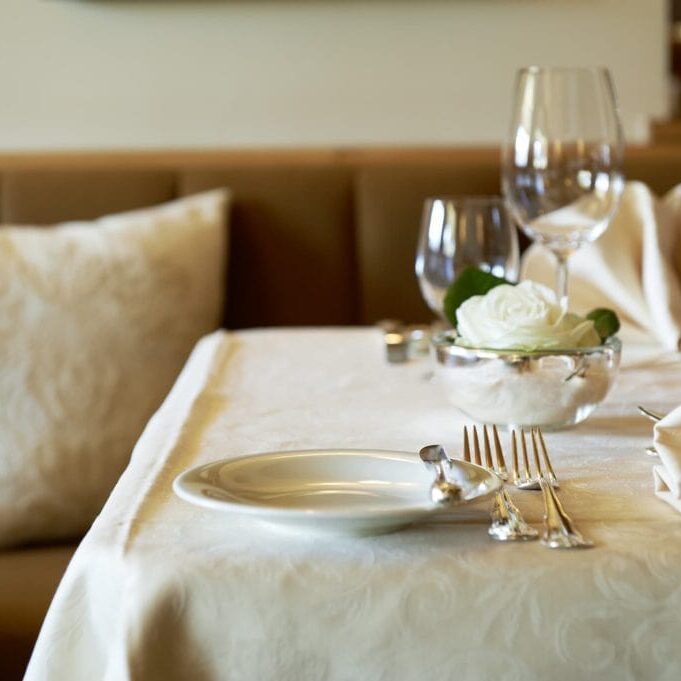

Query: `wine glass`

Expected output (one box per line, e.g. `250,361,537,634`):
502,66,624,311
415,196,519,320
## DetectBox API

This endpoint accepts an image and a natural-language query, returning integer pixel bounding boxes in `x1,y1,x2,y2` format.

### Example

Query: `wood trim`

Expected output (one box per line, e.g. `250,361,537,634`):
0,146,499,170
0,144,677,171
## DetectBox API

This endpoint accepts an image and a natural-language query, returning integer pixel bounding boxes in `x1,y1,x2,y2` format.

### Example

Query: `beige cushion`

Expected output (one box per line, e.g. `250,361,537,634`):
0,190,229,547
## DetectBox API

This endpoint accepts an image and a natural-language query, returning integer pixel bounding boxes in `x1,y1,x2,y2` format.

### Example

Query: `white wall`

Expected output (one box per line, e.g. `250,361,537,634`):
0,0,668,150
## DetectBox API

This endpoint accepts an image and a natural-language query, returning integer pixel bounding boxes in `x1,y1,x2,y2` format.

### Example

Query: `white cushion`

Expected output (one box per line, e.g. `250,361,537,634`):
0,189,229,547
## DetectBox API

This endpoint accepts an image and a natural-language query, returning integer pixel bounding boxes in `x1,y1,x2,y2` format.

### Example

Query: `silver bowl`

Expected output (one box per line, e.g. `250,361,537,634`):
431,332,622,430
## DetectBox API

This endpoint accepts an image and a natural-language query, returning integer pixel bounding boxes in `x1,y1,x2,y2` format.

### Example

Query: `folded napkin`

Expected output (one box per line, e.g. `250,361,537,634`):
653,406,681,513
522,182,681,351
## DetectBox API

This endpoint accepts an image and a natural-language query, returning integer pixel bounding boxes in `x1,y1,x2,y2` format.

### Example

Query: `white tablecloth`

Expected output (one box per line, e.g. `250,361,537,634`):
25,329,681,681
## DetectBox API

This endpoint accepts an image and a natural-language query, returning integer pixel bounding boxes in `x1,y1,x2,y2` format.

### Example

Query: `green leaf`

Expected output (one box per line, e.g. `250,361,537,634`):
586,308,621,341
443,266,510,328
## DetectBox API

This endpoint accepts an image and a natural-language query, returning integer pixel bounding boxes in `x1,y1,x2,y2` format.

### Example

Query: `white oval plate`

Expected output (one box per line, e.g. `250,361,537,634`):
173,449,501,536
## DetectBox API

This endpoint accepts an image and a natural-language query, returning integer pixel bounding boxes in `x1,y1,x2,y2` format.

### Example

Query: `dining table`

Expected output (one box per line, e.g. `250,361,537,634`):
24,327,681,681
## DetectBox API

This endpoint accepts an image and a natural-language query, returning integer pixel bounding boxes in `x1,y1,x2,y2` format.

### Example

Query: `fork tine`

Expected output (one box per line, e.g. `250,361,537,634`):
482,426,494,469
463,426,471,463
492,425,507,479
530,428,543,478
537,428,558,485
462,425,538,542
520,429,531,481
472,426,482,466
511,430,520,484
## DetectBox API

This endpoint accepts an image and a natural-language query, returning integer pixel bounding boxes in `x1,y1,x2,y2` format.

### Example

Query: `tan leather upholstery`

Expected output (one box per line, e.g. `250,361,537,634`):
355,161,500,324
0,544,76,679
0,169,176,225
622,148,681,193
180,167,356,327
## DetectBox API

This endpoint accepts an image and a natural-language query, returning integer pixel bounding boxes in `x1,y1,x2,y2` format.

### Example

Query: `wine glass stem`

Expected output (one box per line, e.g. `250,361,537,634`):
554,251,569,313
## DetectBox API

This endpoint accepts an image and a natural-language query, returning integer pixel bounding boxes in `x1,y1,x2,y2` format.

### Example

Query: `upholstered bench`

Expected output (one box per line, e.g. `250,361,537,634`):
2,145,681,679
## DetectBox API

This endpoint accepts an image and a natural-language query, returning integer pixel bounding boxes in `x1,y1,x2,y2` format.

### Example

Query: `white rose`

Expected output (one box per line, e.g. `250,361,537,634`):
455,281,601,351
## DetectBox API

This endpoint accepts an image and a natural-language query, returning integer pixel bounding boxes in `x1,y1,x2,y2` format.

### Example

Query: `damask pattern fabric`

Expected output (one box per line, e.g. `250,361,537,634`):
25,328,681,681
0,190,229,547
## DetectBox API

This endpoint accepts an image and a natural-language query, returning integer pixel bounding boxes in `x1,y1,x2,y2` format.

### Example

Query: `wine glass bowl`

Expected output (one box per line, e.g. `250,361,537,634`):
502,66,624,308
415,196,519,320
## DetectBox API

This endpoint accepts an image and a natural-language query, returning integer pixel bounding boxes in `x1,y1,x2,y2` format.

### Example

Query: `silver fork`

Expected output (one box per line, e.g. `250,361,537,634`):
510,428,559,490
462,425,537,542
514,427,593,549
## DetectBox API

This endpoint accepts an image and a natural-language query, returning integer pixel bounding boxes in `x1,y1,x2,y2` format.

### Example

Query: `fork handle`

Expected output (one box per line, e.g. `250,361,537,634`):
488,489,538,542
539,476,593,549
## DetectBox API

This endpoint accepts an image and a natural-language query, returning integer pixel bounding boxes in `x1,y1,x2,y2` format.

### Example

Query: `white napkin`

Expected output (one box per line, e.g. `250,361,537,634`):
522,182,681,351
653,406,681,513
